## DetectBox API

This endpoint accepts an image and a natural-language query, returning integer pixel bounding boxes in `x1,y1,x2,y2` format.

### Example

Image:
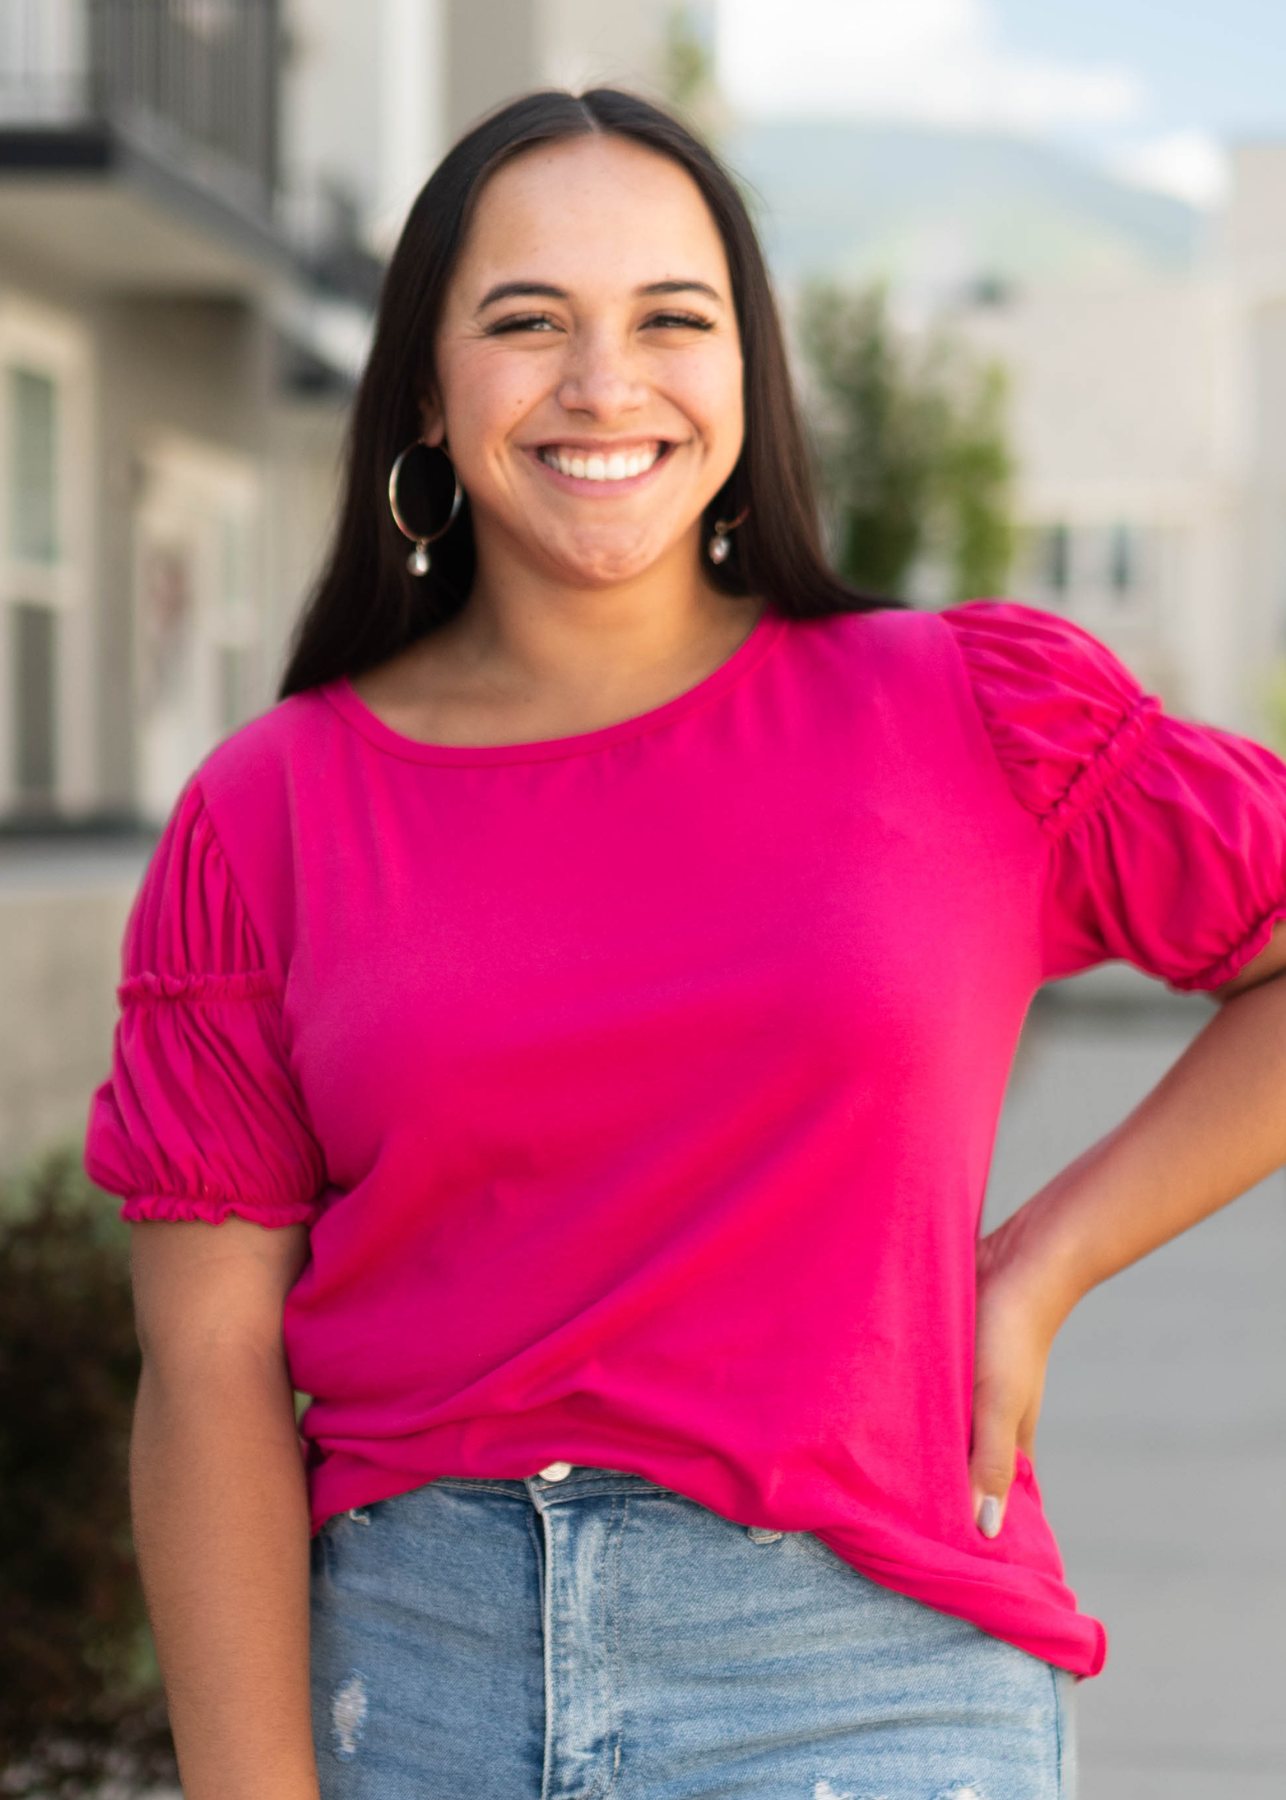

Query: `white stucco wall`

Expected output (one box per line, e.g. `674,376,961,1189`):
956,264,1283,734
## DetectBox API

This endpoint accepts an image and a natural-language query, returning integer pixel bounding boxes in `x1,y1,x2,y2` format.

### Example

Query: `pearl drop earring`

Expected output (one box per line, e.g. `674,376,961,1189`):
707,507,749,565
388,441,464,575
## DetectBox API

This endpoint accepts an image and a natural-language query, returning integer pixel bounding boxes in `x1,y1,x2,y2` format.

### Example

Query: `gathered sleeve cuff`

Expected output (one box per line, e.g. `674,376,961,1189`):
944,601,1286,991
85,782,325,1226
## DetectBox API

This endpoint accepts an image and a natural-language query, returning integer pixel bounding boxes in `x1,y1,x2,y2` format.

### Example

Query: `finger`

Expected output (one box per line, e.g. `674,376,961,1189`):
1016,1404,1041,1460
969,1382,1021,1538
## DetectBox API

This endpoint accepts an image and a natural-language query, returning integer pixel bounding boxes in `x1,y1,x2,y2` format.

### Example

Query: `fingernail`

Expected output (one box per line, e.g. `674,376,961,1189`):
978,1495,1003,1538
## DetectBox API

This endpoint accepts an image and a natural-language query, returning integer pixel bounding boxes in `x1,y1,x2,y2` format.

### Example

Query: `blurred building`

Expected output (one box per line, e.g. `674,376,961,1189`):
0,0,688,840
0,0,364,833
0,0,368,1170
956,144,1286,742
0,0,682,1173
445,0,680,146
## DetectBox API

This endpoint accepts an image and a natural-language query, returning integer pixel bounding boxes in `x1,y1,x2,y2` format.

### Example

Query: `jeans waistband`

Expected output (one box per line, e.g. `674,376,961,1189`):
430,1466,674,1506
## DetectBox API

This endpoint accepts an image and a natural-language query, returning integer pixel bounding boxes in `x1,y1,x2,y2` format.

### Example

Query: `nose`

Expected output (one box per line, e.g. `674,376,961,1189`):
555,328,649,422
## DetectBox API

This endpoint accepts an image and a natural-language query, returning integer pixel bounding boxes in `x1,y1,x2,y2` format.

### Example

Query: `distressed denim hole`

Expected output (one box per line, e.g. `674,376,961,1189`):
747,1525,784,1544
331,1673,368,1760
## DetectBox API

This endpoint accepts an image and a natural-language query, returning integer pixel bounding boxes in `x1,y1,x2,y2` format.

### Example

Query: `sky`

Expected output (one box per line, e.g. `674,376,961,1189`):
716,0,1286,206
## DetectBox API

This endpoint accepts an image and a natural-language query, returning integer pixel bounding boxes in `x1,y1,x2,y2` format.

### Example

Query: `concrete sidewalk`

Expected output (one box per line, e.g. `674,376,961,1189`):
987,991,1286,1798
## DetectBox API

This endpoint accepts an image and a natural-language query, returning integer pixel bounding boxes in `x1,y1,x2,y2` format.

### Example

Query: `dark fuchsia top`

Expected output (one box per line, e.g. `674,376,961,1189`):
87,602,1286,1676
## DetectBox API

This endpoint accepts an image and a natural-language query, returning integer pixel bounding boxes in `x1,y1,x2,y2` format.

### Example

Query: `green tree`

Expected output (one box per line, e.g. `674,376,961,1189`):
799,283,1015,603
664,6,712,113
662,5,723,136
938,358,1015,603
798,284,941,595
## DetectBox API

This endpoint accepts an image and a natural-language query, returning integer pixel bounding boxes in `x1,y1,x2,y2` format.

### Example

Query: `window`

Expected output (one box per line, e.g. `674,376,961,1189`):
12,600,56,805
0,303,91,821
1020,518,1158,624
5,366,63,813
9,366,58,564
1108,524,1136,599
1042,524,1071,597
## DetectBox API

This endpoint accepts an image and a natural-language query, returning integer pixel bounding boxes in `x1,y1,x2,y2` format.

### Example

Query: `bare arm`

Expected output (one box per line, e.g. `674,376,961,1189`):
969,922,1286,1534
130,1216,319,1800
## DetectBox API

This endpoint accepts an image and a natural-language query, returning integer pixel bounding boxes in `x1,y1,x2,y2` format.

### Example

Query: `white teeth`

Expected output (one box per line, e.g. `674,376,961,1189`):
543,444,661,481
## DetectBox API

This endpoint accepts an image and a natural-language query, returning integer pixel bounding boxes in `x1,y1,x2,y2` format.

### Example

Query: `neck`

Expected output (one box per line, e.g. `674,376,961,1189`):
454,522,747,688
352,521,761,749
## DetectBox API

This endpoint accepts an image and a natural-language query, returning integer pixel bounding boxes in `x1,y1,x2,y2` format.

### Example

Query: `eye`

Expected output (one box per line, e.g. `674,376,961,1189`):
484,312,562,336
644,310,715,332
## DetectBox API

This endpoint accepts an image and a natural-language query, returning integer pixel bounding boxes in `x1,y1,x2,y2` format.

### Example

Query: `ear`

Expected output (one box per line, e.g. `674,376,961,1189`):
419,393,446,448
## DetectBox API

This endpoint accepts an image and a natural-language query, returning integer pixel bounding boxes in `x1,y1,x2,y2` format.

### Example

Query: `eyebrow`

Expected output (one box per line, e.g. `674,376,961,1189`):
639,279,723,301
476,281,567,310
475,277,724,312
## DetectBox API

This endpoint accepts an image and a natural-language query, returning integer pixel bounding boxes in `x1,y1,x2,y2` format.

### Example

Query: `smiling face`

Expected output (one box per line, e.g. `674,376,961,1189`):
423,133,745,593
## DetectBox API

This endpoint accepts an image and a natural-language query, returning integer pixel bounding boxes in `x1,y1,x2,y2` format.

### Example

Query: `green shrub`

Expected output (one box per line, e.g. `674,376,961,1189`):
799,282,1015,604
0,1151,174,1795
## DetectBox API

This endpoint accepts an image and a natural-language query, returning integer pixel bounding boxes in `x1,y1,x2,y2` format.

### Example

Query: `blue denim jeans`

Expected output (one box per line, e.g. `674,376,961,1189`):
310,1467,1077,1800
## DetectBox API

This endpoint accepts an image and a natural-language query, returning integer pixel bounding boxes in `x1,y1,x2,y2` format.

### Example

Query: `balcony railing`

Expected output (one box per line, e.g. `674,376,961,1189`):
0,0,280,216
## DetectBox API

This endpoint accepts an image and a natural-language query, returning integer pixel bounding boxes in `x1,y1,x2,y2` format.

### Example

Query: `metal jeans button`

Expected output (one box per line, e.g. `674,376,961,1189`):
538,1461,573,1481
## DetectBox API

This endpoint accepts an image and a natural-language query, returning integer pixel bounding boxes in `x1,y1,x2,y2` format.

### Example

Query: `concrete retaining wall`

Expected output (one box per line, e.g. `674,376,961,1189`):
0,845,148,1175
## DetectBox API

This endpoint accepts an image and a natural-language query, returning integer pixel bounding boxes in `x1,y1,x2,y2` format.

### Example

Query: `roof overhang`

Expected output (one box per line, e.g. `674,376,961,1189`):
0,122,295,298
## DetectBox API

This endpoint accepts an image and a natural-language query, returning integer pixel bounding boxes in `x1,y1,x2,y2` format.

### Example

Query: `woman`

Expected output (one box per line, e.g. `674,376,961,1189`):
87,90,1286,1800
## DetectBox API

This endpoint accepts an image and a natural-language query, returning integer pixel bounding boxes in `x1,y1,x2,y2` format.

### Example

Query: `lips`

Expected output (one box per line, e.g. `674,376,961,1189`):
536,441,665,482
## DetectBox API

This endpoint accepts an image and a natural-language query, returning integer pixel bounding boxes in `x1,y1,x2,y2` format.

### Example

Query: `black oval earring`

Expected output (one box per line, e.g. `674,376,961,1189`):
388,440,464,575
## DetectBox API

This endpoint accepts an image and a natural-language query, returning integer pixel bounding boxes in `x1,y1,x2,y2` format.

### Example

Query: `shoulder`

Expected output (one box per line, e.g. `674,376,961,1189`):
134,689,342,980
937,599,1145,716
784,600,1164,827
781,602,942,653
194,687,340,817
193,688,344,876
773,602,961,692
933,600,1159,827
771,600,1093,738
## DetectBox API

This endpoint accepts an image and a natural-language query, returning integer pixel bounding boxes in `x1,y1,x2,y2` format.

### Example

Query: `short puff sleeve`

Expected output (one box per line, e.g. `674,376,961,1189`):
944,601,1286,990
85,781,325,1225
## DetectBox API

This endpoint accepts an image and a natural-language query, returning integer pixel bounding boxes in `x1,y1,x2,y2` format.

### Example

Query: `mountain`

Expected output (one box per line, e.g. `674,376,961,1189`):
723,120,1203,295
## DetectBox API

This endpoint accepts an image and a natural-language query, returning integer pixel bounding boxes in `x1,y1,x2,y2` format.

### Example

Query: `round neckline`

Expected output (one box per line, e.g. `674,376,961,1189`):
320,610,787,767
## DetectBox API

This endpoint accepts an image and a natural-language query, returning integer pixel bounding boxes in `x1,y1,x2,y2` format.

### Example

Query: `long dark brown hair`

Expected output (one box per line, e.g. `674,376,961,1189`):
280,88,891,698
